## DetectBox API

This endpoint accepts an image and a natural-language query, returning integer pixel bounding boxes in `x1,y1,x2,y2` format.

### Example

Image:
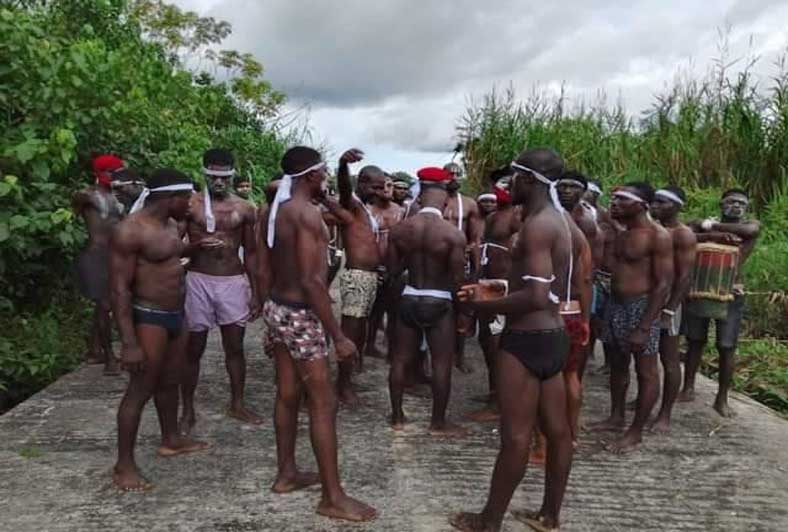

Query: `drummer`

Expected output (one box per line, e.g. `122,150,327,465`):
679,189,760,418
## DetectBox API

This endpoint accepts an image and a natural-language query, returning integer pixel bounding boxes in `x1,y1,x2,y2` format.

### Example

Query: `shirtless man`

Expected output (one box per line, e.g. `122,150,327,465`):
392,175,412,207
680,188,759,417
443,162,484,374
477,192,497,216
467,170,520,422
450,148,574,532
258,146,376,522
649,186,697,432
387,167,467,435
179,148,262,433
336,151,384,405
110,169,209,491
72,154,128,375
589,183,673,454
366,175,404,359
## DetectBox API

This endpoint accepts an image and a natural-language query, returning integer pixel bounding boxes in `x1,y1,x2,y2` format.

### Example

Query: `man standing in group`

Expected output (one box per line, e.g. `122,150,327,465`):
443,162,484,374
335,150,385,406
72,154,128,375
477,192,497,217
450,148,574,532
589,183,673,454
259,146,376,522
179,148,262,434
233,175,253,201
680,188,760,417
391,174,412,207
387,167,467,435
110,169,210,492
648,186,697,432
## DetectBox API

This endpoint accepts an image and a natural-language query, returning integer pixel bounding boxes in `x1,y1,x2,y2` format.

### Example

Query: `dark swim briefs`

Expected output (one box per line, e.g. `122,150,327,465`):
399,296,453,330
499,328,570,381
132,303,184,338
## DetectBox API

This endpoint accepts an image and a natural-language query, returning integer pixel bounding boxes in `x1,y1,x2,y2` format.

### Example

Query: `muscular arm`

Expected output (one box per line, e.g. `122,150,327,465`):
242,204,259,300
297,209,344,341
710,220,760,240
666,229,697,310
637,229,674,330
577,238,593,323
320,197,355,225
385,226,405,278
255,210,273,304
449,231,469,295
466,199,484,281
72,189,93,216
337,159,354,210
109,223,139,350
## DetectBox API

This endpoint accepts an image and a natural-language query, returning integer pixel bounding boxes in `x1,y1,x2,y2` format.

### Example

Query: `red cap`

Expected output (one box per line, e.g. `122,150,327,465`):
416,167,452,182
92,154,125,187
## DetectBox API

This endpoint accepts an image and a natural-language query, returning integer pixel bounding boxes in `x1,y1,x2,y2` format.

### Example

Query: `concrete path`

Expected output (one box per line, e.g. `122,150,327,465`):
1,329,787,531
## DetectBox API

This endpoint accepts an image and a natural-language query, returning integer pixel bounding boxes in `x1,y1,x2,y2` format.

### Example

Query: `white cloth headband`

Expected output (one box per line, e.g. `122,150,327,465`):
655,189,684,206
129,183,194,213
613,190,647,204
267,161,327,248
511,162,564,212
477,193,497,201
558,179,586,189
111,180,144,187
588,183,602,195
203,167,235,177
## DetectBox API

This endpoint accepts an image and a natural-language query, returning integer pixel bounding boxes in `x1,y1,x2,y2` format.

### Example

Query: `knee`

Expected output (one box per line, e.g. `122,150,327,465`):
500,430,531,454
276,387,301,410
309,395,337,419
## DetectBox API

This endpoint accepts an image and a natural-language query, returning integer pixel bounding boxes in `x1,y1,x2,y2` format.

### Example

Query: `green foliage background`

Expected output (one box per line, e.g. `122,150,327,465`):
0,0,289,405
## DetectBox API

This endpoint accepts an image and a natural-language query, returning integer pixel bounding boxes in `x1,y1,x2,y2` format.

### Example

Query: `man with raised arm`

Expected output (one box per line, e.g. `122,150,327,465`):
680,188,759,417
258,146,376,522
387,167,467,436
110,169,209,492
589,182,674,453
335,150,384,405
450,148,574,532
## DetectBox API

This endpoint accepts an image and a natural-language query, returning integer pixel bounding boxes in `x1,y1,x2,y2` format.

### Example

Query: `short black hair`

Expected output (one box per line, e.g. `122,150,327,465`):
662,185,686,203
722,188,748,200
514,148,564,181
489,166,514,184
203,148,234,168
560,169,588,189
281,146,322,175
112,167,141,182
623,181,655,203
146,168,192,199
358,165,385,182
234,175,251,186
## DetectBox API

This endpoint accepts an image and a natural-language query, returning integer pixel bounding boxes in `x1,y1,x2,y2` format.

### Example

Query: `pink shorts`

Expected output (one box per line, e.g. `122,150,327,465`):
185,271,251,332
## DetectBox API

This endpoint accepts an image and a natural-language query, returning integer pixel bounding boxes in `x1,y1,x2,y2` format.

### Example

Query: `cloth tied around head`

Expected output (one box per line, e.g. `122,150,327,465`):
655,189,684,206
129,183,195,213
267,161,327,248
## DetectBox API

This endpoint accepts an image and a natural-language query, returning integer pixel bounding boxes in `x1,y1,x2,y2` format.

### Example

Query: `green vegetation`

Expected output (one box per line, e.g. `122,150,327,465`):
0,0,290,410
457,46,788,413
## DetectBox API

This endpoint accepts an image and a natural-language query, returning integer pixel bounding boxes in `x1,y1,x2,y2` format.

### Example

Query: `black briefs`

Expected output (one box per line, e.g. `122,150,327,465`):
132,303,184,338
270,295,312,310
399,296,453,330
499,328,570,380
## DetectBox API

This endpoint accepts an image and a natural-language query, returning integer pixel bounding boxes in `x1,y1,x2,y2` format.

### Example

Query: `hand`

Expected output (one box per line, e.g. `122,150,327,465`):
334,336,358,363
580,321,591,346
457,280,507,303
247,299,261,322
720,232,742,245
627,327,649,355
659,312,673,330
120,344,146,373
339,148,364,165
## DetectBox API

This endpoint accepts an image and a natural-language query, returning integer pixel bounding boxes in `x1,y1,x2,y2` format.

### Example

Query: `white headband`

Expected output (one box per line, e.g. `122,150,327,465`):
588,183,602,195
477,193,497,201
267,161,327,248
129,183,194,213
511,162,564,212
203,167,235,177
558,179,586,189
613,190,647,204
655,189,684,206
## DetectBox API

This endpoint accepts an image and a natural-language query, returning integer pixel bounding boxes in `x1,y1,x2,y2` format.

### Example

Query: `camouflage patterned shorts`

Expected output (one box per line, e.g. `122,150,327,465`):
340,268,379,318
263,297,328,361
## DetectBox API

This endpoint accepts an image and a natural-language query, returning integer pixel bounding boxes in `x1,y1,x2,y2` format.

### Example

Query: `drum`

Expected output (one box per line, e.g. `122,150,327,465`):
686,243,739,320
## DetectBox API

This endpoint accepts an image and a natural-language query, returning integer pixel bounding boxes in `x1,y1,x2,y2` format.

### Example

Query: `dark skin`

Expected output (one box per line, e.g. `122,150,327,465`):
680,193,759,417
466,199,521,422
648,196,697,432
336,150,383,406
588,189,673,454
110,190,210,492
179,166,262,433
387,185,467,435
450,167,573,532
392,182,411,206
478,197,497,216
257,163,376,522
72,182,126,374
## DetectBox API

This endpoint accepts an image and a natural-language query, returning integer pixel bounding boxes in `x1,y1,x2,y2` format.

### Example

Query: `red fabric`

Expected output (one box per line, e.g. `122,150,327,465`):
416,167,452,183
494,185,512,205
562,313,589,373
92,154,124,187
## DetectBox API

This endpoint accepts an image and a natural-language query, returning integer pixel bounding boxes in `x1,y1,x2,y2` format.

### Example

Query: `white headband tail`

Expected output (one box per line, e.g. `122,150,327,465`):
511,162,564,212
129,183,194,213
266,161,326,248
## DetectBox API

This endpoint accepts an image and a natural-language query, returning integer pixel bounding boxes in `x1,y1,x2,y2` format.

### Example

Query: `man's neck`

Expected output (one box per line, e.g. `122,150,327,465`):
292,181,315,202
721,215,742,224
661,215,680,228
522,186,551,215
143,201,172,225
622,210,650,230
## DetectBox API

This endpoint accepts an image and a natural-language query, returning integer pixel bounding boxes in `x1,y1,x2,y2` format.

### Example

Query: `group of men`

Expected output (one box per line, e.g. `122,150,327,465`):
72,143,759,530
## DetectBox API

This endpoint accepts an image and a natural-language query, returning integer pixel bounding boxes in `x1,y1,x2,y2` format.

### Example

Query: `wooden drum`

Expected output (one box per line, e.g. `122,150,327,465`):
686,243,740,320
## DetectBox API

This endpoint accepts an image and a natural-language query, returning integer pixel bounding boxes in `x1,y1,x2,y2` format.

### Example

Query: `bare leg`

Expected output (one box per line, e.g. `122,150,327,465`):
564,370,582,444
365,290,386,359
608,352,659,454
466,319,500,422
296,356,377,522
389,317,419,430
179,330,207,434
86,305,103,364
450,350,540,532
650,333,681,433
220,324,263,424
427,312,466,436
98,302,119,375
679,339,706,402
337,315,366,407
589,344,629,432
454,313,474,374
714,346,736,417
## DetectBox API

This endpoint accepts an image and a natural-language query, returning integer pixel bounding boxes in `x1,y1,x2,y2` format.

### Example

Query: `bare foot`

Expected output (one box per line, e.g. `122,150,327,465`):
464,407,500,423
448,511,500,531
648,416,671,434
103,359,120,376
455,360,474,374
511,510,559,532
605,430,642,455
178,413,196,436
429,421,468,438
587,417,626,432
271,471,320,494
317,494,377,522
112,466,154,492
227,406,264,425
677,389,695,403
337,387,362,409
158,436,211,457
713,399,736,418
389,414,407,431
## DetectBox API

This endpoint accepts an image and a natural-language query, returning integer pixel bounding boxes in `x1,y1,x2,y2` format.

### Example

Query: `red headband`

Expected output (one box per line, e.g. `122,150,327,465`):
494,185,512,205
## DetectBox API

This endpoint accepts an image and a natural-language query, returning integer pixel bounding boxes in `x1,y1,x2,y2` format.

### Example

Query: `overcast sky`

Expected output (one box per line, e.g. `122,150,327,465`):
176,0,788,173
